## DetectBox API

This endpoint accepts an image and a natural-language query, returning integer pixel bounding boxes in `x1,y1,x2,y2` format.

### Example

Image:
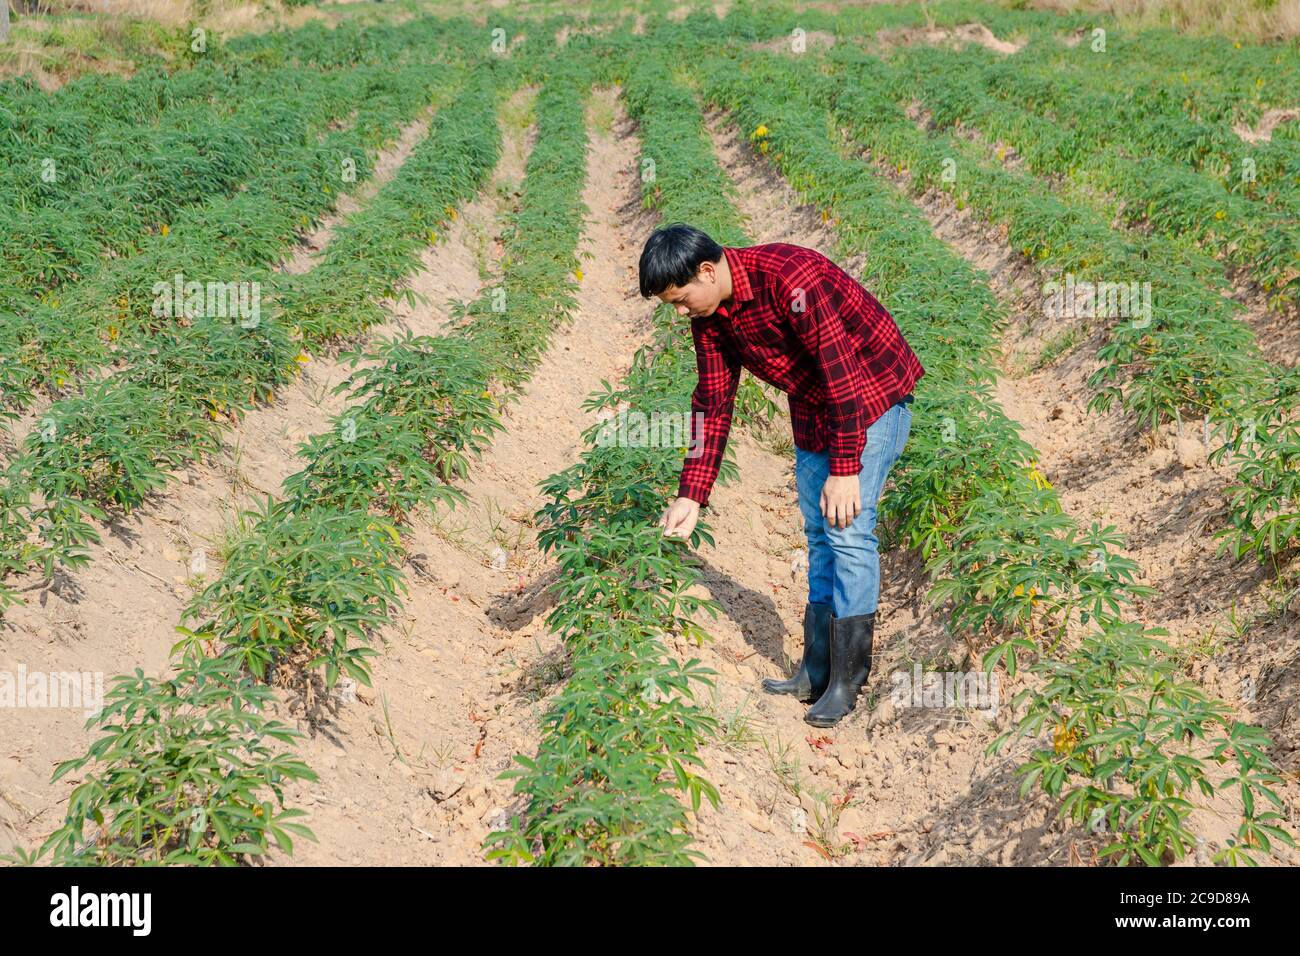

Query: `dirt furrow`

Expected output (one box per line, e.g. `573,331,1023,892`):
275,86,658,866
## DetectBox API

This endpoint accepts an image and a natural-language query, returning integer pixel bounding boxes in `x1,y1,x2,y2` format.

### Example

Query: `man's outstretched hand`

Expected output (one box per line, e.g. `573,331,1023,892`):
821,474,861,529
660,496,700,540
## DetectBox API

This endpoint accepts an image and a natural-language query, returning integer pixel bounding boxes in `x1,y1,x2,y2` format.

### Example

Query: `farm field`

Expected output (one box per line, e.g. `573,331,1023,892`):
0,0,1298,871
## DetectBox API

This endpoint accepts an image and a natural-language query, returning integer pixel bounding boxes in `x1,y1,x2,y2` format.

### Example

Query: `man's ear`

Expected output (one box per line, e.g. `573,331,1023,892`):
697,260,716,285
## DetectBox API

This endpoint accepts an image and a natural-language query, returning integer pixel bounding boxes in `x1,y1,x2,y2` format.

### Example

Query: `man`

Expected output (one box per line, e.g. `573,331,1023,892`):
639,223,922,728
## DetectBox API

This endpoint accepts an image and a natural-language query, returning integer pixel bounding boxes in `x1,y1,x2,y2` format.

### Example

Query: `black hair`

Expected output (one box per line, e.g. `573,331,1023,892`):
638,222,724,299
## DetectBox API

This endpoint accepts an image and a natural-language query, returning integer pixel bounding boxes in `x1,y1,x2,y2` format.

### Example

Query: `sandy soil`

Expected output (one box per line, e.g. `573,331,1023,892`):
872,22,1025,55
1234,107,1300,144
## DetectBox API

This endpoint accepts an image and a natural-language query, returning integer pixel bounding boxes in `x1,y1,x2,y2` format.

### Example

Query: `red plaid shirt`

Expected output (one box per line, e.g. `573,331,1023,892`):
679,243,923,507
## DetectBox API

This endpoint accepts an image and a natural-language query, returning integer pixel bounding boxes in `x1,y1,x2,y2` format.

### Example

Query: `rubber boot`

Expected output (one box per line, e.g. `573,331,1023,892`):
804,611,874,727
762,602,832,702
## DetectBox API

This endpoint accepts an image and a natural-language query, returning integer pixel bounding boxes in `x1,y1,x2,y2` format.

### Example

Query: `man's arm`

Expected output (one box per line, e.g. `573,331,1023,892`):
662,316,740,539
678,315,741,507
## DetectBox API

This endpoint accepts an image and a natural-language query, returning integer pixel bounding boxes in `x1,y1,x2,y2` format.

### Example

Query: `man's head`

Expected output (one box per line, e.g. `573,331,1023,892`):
638,223,729,318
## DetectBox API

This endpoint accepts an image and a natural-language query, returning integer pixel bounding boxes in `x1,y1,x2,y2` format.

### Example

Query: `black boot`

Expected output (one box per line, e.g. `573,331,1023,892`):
762,602,832,702
804,611,874,727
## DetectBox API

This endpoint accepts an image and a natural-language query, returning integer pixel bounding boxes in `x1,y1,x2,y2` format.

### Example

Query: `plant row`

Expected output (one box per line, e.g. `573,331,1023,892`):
0,57,407,211
707,0,1296,129
0,0,464,161
2,67,370,312
0,9,489,291
1001,27,1300,126
226,14,497,71
0,7,504,400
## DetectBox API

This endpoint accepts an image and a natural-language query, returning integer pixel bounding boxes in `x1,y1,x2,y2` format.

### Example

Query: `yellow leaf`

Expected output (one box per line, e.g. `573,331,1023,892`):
759,141,769,154
575,268,584,281
160,224,170,236
294,352,310,364
369,521,402,546
1053,719,1077,755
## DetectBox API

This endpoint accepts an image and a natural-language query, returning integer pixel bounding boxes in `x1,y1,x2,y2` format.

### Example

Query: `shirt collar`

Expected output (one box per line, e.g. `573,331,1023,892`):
716,246,753,318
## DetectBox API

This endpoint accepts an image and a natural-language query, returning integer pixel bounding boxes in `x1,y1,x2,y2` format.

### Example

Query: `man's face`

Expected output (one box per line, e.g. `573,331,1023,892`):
657,261,722,318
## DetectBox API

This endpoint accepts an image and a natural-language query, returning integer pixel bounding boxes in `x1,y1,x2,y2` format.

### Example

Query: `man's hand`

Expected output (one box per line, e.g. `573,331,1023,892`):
660,496,700,540
821,474,861,529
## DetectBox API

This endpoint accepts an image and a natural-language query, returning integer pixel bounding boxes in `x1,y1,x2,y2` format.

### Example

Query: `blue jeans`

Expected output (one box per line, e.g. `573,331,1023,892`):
795,394,913,618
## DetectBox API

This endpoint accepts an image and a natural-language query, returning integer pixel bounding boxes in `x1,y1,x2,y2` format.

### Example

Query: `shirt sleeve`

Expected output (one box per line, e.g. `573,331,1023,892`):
677,316,741,508
784,271,867,476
